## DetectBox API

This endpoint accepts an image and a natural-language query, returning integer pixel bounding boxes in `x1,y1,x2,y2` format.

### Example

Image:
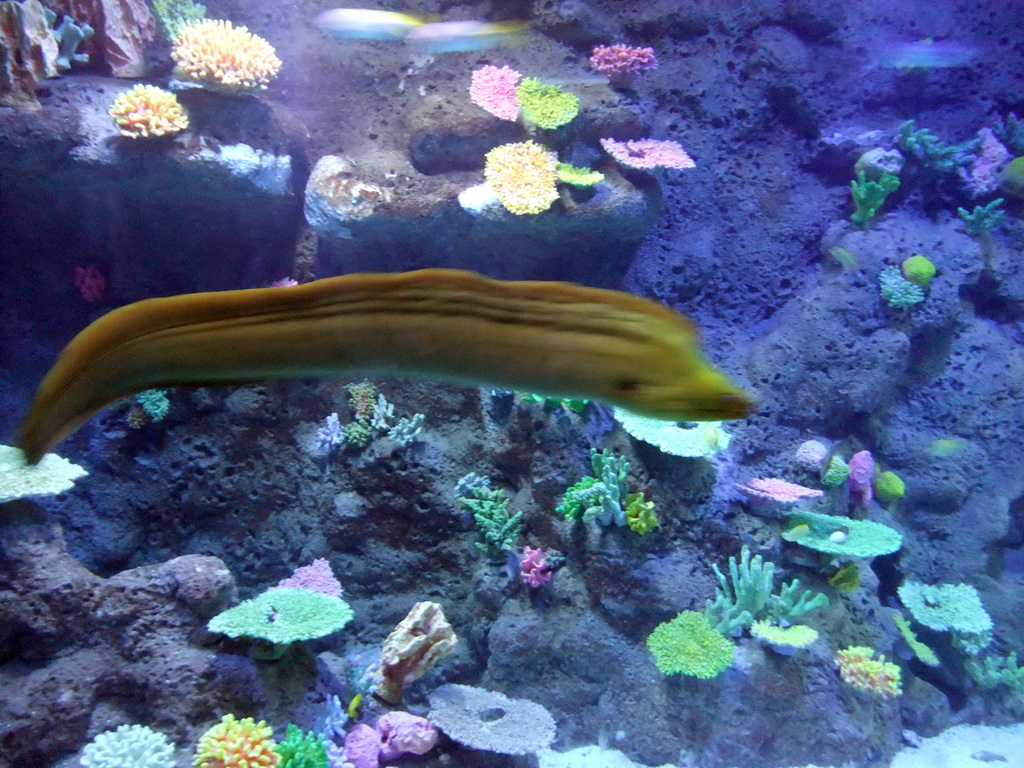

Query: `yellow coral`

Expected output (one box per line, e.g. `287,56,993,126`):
109,84,189,138
193,714,279,768
172,19,282,93
484,140,559,215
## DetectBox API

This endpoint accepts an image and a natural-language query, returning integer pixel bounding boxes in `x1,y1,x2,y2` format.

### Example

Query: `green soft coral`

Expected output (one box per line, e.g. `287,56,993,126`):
516,78,579,129
647,611,734,678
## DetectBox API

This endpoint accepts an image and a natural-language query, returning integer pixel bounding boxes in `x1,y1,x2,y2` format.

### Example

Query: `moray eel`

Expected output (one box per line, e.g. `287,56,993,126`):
17,269,751,463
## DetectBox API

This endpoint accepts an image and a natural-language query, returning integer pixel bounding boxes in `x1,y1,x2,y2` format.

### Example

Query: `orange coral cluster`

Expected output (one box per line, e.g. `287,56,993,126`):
193,714,279,768
109,84,189,138
835,646,902,698
172,19,281,93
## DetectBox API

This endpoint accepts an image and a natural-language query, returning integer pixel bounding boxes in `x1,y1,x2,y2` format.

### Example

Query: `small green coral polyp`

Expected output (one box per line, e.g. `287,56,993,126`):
901,254,936,288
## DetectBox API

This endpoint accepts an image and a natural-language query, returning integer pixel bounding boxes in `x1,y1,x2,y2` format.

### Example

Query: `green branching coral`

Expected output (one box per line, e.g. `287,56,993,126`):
967,653,1024,692
515,77,579,129
897,120,976,174
850,170,900,228
276,724,329,768
458,482,523,558
556,449,647,528
957,198,1006,236
647,611,734,678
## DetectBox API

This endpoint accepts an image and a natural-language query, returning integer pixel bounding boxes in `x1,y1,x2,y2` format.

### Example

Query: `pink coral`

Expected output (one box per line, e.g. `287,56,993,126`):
847,450,875,507
735,478,824,505
343,723,381,768
600,137,695,170
470,65,521,121
73,266,106,302
376,712,438,761
589,44,658,85
271,558,343,597
960,127,1010,197
519,546,552,588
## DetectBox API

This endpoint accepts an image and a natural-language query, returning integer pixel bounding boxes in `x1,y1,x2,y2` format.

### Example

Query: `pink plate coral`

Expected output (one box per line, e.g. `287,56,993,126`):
600,137,695,170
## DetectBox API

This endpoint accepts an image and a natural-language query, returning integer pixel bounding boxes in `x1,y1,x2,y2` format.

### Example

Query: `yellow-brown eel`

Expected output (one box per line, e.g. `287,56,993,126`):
18,269,751,463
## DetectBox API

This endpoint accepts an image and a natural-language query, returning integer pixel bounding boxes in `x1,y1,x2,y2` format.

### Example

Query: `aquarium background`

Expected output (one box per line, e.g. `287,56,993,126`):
1,0,1023,766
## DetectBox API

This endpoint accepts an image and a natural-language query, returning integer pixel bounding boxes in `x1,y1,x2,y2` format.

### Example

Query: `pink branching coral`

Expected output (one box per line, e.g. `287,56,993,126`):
847,450,875,507
519,546,552,588
735,477,824,505
470,64,521,121
600,137,695,170
271,558,343,597
589,44,658,85
73,266,106,302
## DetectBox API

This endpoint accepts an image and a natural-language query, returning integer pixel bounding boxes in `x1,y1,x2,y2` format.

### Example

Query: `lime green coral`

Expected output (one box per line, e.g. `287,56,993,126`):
901,254,936,287
555,162,604,187
874,470,905,502
194,714,279,768
515,77,579,129
647,611,734,678
275,724,327,768
625,492,659,534
893,613,939,667
750,620,818,649
207,588,354,657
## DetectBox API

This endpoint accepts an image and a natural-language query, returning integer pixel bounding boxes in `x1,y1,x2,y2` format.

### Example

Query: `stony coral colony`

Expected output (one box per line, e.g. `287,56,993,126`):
108,18,281,137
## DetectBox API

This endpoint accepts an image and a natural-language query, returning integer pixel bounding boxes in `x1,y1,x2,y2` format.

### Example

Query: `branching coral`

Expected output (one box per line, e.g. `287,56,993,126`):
109,84,188,138
172,19,281,93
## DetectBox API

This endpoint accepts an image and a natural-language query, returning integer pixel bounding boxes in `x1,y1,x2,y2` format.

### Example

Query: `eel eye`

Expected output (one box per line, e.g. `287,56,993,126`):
614,379,641,393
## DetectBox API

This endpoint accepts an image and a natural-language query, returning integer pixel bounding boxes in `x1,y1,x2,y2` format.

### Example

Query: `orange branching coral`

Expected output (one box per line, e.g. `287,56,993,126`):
484,140,559,215
109,84,189,138
193,714,279,768
172,19,281,93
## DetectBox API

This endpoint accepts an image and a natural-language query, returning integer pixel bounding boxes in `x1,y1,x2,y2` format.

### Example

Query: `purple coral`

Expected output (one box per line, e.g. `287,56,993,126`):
519,546,552,588
272,558,344,598
848,451,875,507
376,712,438,760
589,44,658,86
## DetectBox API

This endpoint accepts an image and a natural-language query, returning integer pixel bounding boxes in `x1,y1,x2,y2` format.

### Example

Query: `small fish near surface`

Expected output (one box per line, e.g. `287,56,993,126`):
315,8,525,51
17,269,752,464
872,38,980,70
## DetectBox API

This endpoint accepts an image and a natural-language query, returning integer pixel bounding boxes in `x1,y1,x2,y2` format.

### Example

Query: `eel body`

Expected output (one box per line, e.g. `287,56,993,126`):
17,269,751,463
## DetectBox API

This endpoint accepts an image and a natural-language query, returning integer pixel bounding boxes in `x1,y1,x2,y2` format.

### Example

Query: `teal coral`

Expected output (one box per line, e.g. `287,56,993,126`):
879,265,925,308
898,581,992,634
967,653,1024,692
556,449,634,527
957,198,1006,236
136,388,171,421
81,724,175,768
784,510,902,558
897,120,975,173
647,611,734,678
704,545,828,637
